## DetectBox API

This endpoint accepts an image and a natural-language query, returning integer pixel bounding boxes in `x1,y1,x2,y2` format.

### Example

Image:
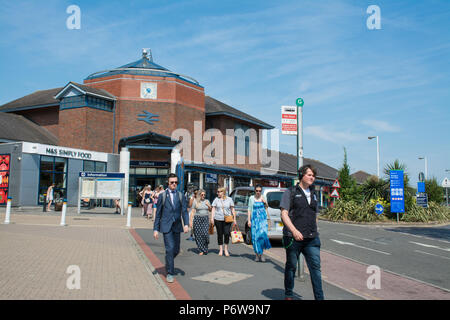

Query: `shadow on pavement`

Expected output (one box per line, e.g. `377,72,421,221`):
385,226,450,241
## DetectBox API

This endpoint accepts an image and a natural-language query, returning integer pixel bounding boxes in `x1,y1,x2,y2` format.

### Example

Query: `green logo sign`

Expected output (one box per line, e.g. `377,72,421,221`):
296,98,304,107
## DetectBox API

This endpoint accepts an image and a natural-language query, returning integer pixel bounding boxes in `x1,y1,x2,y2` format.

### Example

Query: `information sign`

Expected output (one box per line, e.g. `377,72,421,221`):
390,170,405,213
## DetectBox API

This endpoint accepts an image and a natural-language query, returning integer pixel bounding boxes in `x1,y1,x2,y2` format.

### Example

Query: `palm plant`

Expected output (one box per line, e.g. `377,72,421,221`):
361,176,389,202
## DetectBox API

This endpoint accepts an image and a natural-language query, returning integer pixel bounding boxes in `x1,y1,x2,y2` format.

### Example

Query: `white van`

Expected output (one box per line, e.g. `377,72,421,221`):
229,186,287,244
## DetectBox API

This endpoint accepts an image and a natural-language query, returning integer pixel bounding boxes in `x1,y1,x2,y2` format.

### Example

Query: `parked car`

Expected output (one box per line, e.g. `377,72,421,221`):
229,186,287,244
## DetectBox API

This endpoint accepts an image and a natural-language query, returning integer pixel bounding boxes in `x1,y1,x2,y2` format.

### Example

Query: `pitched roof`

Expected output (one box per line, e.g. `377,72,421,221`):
205,96,274,129
0,112,58,145
263,150,338,181
55,82,116,100
0,87,61,112
351,170,374,184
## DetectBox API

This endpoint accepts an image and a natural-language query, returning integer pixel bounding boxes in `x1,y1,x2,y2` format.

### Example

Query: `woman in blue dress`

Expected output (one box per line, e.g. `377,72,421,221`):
247,185,271,262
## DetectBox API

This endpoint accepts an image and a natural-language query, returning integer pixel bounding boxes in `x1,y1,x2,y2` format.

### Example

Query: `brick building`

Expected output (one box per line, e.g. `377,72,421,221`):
0,49,297,206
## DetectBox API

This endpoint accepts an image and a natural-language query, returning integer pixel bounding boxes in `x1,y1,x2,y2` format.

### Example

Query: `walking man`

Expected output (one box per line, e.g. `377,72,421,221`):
280,164,324,300
153,173,189,283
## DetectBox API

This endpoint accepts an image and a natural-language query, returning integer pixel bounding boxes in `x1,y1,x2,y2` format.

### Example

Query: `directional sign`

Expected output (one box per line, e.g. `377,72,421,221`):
442,177,450,188
330,188,340,198
332,179,341,188
416,194,428,208
390,170,405,213
375,203,384,215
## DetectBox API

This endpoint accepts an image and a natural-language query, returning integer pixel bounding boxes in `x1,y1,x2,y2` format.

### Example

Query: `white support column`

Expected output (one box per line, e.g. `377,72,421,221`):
120,147,130,216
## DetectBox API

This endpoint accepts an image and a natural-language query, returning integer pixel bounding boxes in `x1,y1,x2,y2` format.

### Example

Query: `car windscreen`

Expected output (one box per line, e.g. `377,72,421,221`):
266,191,284,209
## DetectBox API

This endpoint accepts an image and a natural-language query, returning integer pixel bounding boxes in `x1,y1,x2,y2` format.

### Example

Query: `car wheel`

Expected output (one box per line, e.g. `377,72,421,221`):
245,225,252,245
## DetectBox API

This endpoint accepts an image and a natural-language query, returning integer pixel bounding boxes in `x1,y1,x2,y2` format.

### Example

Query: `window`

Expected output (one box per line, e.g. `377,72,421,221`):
234,123,251,157
83,160,106,172
234,189,254,207
38,156,68,204
266,191,284,209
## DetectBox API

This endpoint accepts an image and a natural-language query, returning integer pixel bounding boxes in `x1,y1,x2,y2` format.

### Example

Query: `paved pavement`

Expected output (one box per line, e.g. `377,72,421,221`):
0,206,173,300
1,206,449,300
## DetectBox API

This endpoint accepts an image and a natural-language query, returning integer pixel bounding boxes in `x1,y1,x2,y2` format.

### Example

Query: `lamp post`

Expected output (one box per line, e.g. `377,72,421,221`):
368,136,380,178
445,170,450,206
418,157,428,180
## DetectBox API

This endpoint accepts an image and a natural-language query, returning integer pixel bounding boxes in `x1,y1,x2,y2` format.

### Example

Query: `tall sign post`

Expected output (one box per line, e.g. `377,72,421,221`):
390,170,405,223
295,98,305,281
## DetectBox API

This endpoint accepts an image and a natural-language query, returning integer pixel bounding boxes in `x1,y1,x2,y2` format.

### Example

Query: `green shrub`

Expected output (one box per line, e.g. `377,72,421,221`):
324,199,388,222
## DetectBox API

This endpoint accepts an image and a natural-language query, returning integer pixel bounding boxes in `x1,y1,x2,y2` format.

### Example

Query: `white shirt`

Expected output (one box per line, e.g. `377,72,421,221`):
302,188,311,204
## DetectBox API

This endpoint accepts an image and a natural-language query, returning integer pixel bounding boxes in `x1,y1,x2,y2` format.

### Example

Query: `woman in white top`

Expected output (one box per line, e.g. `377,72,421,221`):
46,183,55,211
210,187,236,257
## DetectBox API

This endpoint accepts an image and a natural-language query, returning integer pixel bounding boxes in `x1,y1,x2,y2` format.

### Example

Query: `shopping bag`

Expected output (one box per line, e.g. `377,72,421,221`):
231,225,244,244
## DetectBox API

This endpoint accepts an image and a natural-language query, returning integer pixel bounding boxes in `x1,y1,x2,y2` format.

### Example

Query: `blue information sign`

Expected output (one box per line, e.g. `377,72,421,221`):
375,203,384,215
79,172,125,178
390,170,405,213
417,182,425,193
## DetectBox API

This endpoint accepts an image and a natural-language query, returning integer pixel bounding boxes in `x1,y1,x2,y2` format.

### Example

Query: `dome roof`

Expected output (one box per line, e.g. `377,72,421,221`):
85,49,201,87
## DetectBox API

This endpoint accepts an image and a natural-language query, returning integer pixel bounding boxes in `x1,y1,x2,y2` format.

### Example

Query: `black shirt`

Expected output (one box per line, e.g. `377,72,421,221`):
280,184,319,239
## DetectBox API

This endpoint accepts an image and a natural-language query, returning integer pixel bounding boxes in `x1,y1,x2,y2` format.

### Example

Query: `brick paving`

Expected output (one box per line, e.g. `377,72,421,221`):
0,207,174,300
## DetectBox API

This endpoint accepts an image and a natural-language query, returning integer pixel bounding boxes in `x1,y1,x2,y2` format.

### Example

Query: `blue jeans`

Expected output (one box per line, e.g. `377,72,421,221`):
163,226,181,276
284,236,324,300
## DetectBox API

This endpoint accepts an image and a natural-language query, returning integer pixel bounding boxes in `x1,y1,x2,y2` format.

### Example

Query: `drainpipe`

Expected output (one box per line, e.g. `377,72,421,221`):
112,100,117,153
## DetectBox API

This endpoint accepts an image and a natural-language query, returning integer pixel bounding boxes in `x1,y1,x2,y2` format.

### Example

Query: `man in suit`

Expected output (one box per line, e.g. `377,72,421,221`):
153,173,189,283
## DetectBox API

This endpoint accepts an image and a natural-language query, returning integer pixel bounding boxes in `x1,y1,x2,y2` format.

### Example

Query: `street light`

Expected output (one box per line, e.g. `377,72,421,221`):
418,156,428,180
368,136,380,178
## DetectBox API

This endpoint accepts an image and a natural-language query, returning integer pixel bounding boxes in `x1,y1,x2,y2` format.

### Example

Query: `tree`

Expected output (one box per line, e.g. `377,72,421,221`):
337,148,361,202
424,177,444,204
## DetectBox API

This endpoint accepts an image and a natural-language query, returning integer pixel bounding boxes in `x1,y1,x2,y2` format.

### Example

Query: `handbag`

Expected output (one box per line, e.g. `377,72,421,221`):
221,199,234,223
231,225,244,244
208,223,215,235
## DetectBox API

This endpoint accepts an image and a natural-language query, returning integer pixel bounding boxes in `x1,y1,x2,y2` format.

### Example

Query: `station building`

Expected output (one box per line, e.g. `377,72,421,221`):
0,49,337,207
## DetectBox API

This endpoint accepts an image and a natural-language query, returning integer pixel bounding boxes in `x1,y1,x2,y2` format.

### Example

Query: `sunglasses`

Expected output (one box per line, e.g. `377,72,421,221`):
169,181,178,185
255,190,262,192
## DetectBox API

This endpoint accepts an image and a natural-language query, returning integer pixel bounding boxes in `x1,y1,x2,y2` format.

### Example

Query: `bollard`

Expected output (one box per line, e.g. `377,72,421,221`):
126,201,132,227
4,197,12,224
43,193,47,212
60,199,67,226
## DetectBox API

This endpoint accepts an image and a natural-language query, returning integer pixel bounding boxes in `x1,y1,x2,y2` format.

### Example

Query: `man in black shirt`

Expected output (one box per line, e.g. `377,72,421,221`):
280,164,324,300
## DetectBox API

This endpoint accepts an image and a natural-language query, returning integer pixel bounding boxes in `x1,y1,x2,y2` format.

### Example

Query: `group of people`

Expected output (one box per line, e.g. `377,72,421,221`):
153,165,324,300
137,185,165,219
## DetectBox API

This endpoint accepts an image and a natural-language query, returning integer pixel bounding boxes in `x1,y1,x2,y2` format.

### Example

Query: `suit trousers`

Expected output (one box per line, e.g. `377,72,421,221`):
163,225,181,275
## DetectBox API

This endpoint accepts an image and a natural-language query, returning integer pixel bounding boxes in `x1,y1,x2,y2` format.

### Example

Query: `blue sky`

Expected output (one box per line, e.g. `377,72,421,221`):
1,0,449,187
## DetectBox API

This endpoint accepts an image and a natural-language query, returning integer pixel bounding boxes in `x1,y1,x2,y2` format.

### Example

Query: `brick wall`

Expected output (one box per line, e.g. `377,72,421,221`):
17,106,60,139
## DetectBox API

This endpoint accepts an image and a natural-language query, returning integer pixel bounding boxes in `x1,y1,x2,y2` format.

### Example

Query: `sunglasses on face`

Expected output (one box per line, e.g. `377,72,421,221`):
256,190,262,193
169,181,178,185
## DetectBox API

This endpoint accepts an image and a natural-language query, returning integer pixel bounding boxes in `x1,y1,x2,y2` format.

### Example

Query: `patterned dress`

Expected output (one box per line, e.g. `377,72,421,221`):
251,201,272,254
192,200,210,254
